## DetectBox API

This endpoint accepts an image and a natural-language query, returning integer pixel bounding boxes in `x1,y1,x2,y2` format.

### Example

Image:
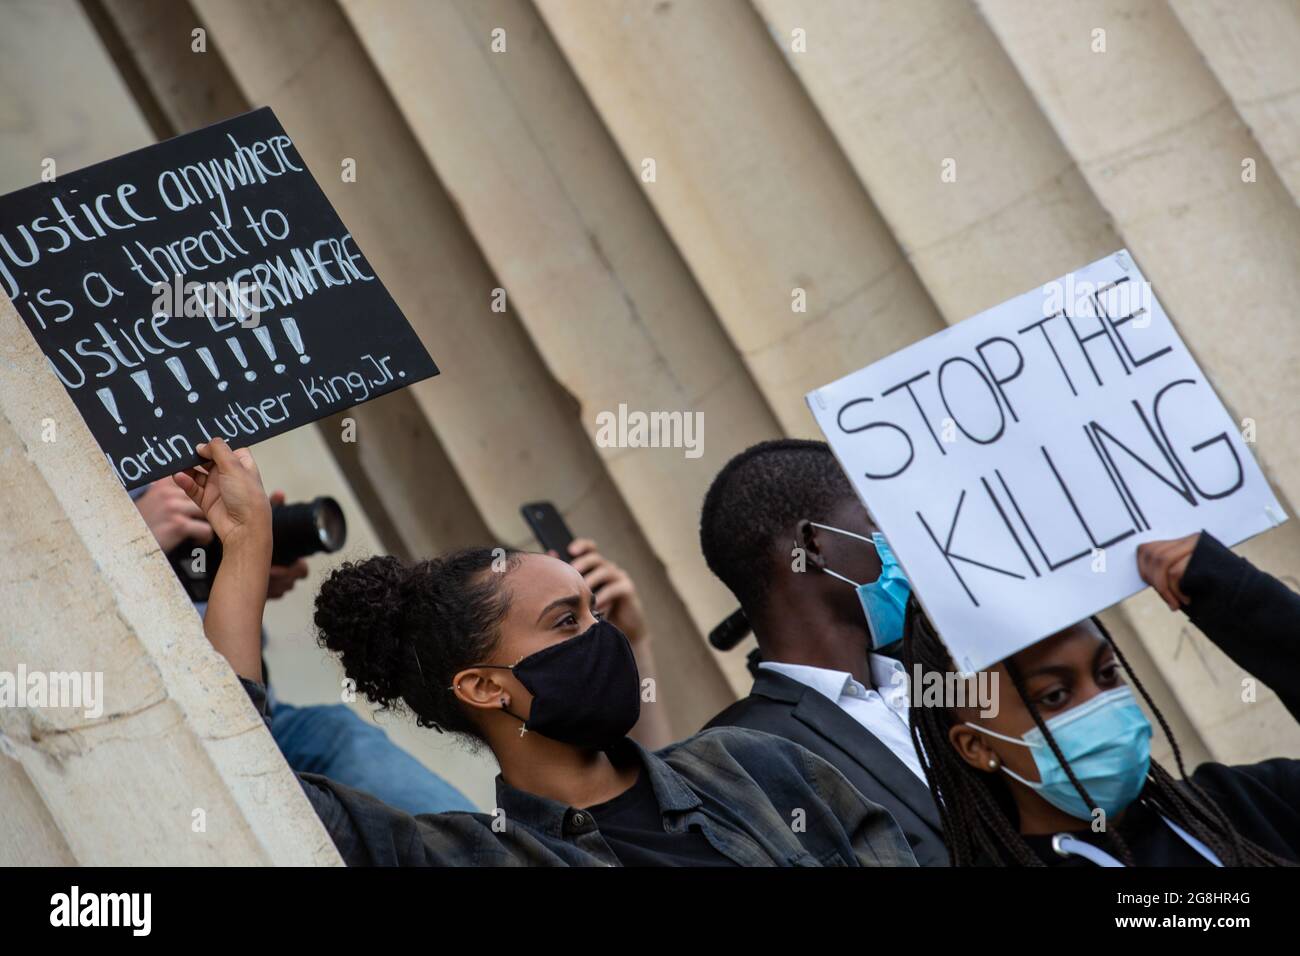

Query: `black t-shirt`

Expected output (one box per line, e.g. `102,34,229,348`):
585,767,738,867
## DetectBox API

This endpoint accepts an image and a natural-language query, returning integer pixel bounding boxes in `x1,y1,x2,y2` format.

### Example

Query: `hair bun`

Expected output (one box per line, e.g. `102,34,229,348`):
314,555,413,710
313,547,521,739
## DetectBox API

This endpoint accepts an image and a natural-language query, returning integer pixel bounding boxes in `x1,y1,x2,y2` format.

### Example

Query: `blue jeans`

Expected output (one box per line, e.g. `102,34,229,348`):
269,701,477,815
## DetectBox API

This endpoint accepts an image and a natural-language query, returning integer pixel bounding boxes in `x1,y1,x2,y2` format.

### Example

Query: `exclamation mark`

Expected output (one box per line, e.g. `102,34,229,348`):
197,346,227,392
280,317,310,364
97,387,127,433
253,325,284,373
226,337,257,381
131,370,164,418
166,356,199,403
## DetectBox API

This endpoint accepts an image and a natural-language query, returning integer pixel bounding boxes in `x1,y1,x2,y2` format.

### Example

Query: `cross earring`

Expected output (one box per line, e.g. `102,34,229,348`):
501,698,528,737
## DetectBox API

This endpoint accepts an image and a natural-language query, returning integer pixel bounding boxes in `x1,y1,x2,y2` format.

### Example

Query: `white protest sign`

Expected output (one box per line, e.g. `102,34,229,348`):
807,250,1286,673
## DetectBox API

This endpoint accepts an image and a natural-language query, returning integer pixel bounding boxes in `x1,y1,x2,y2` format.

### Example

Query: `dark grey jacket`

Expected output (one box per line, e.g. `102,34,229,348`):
705,669,948,866
240,678,917,867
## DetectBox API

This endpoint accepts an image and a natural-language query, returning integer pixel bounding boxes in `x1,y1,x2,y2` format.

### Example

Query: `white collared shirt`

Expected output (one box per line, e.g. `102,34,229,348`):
758,655,926,782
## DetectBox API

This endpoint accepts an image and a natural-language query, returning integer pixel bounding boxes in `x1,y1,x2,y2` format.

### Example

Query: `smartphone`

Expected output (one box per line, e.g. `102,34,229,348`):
521,501,575,560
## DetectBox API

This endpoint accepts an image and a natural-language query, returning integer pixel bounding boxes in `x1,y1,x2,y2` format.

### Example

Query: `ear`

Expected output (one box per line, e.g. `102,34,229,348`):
451,667,513,714
794,519,829,570
949,722,1001,775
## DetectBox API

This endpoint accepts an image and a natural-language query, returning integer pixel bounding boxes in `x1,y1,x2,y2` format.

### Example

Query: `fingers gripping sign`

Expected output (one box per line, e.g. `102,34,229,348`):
1136,532,1200,611
172,437,272,546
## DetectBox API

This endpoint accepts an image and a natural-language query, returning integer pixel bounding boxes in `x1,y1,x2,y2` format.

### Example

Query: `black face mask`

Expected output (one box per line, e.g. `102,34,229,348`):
478,618,641,750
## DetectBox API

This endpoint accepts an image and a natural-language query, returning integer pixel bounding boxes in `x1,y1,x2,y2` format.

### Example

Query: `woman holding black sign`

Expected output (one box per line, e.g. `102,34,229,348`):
902,532,1300,866
177,437,916,867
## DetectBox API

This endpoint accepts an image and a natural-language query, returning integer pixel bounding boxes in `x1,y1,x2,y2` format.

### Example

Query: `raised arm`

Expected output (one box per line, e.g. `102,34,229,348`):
172,438,272,682
1138,531,1300,722
175,442,479,866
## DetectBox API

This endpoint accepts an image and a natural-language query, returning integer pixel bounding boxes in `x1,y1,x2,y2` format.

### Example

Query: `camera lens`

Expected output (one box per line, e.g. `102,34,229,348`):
270,496,347,566
313,497,347,552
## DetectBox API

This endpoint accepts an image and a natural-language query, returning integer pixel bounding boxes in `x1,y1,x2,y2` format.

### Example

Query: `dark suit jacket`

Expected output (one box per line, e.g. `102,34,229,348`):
705,668,949,866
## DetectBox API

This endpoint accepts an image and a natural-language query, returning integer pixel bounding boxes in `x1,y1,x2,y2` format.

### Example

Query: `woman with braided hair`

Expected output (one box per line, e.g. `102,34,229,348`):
902,531,1300,867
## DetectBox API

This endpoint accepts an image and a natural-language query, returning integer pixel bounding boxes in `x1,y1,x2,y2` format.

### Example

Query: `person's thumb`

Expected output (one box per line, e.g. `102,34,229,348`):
205,437,238,472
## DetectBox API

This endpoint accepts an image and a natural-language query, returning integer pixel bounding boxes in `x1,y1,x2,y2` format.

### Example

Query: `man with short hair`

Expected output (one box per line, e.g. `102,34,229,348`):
699,439,946,865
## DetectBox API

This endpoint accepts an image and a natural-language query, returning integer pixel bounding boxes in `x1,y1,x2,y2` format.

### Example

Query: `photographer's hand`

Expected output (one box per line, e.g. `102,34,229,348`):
135,477,212,552
173,439,271,682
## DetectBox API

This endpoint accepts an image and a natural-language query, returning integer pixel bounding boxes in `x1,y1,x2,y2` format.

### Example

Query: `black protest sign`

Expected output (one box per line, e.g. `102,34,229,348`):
0,107,438,490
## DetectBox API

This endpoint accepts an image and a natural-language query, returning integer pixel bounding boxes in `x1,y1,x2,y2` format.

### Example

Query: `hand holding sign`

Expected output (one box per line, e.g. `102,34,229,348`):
1136,532,1200,611
172,438,271,546
808,251,1285,673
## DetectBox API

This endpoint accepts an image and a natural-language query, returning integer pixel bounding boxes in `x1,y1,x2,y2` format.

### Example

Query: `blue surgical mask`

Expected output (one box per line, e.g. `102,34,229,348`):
966,685,1153,820
810,523,911,652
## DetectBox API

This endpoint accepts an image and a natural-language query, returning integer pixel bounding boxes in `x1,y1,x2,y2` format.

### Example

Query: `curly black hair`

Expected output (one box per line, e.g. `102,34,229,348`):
700,438,856,616
314,547,522,741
